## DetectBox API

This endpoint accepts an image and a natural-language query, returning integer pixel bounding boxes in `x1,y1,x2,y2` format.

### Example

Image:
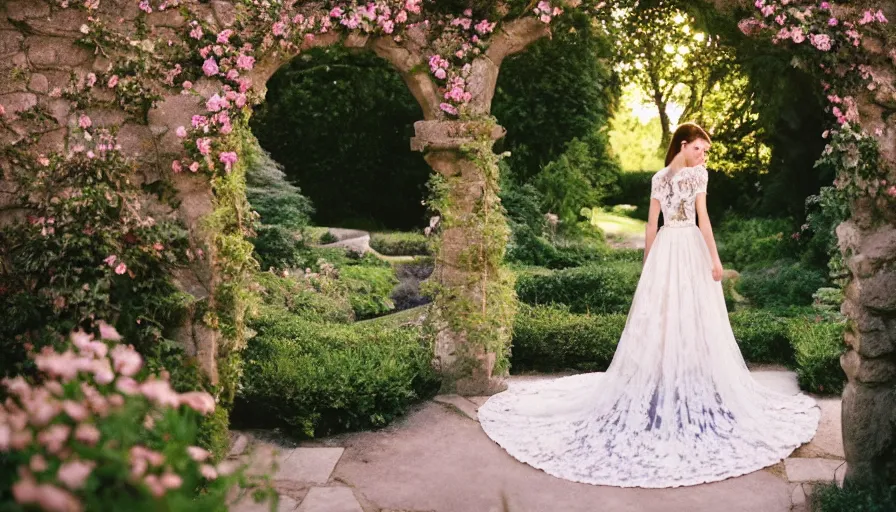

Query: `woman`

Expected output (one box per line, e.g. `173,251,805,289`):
478,123,820,488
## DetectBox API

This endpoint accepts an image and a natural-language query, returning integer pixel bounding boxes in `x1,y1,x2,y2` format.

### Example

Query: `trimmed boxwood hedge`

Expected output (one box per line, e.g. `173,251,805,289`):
511,304,845,395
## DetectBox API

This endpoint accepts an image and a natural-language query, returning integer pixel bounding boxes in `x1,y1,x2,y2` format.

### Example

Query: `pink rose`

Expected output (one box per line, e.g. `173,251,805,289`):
172,160,183,173
216,29,233,43
58,460,95,490
38,424,71,454
108,75,119,88
115,263,127,275
74,423,101,445
236,54,255,71
179,391,216,415
197,138,212,156
202,57,219,76
79,114,92,129
176,126,187,137
111,344,142,377
187,446,211,462
62,401,89,422
200,464,218,480
182,80,193,90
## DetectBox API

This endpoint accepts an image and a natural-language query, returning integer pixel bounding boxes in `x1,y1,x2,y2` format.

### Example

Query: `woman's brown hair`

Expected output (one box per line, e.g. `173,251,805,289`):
664,122,711,166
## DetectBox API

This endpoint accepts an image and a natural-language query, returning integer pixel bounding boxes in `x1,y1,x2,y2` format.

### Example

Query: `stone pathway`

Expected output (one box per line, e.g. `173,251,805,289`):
229,368,844,512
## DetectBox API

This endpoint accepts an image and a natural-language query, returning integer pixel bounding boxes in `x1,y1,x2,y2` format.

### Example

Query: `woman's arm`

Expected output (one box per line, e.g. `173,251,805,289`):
643,198,661,265
695,193,723,281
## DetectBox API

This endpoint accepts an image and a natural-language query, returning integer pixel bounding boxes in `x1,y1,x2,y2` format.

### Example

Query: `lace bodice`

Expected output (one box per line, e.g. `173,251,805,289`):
650,165,708,227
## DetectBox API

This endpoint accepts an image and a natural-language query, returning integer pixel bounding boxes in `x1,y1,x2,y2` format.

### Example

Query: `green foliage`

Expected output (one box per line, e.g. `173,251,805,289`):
515,262,641,314
535,135,622,225
251,46,429,230
812,482,896,512
236,313,438,437
728,310,792,364
603,171,654,221
512,304,844,395
251,225,307,270
0,336,258,511
338,264,398,320
494,11,620,183
787,318,846,395
0,149,190,379
608,92,666,173
254,271,354,324
738,260,829,308
511,304,625,373
244,135,314,231
715,216,797,270
422,119,518,380
319,231,339,244
370,232,431,256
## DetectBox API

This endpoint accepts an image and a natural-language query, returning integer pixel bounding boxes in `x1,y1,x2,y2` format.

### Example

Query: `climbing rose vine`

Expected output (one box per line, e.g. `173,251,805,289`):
742,0,895,214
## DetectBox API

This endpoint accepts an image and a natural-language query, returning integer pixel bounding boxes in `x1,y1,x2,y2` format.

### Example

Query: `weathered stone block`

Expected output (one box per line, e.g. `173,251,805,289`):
0,91,38,115
841,381,896,484
859,270,896,312
147,10,186,28
84,108,128,128
841,349,896,385
25,36,90,68
27,10,89,37
6,1,51,21
34,128,68,155
844,328,895,359
0,30,24,58
114,124,155,159
27,73,49,94
211,1,237,27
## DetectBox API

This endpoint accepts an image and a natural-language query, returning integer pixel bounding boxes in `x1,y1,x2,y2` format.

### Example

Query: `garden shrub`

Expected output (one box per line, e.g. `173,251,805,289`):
728,310,792,364
0,325,266,511
715,216,797,270
515,261,641,314
338,265,399,319
254,271,354,324
511,304,625,373
738,260,829,308
812,482,896,512
237,313,439,437
370,232,431,256
251,224,306,270
787,317,846,395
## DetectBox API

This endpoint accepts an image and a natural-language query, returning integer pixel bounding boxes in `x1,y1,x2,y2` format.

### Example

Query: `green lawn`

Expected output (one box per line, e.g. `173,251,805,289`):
590,210,646,237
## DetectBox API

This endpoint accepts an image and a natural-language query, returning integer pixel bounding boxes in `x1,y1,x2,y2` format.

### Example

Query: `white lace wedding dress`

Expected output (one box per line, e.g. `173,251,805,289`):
478,164,820,488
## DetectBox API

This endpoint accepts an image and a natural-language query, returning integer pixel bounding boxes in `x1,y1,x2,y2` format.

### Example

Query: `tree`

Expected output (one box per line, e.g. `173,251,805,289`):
604,1,737,152
493,11,620,182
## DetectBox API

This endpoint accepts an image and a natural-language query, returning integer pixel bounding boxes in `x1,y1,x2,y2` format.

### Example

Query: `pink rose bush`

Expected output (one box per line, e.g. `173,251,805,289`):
0,324,257,512
742,0,895,212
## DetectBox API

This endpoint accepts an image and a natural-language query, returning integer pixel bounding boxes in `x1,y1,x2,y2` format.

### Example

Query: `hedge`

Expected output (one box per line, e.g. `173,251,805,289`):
236,312,439,437
511,304,845,395
370,232,431,256
515,262,642,314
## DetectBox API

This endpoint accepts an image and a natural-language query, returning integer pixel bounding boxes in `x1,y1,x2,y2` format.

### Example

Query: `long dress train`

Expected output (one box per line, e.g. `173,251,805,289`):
477,164,820,488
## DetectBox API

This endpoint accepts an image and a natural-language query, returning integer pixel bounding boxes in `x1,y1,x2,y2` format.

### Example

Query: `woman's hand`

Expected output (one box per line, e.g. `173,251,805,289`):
711,259,723,281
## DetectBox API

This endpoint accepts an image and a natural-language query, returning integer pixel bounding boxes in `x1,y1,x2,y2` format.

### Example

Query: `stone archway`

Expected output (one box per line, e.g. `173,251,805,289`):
1,0,894,486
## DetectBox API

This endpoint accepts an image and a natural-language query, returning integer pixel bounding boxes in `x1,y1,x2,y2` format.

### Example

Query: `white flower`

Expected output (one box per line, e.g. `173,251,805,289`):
80,24,90,34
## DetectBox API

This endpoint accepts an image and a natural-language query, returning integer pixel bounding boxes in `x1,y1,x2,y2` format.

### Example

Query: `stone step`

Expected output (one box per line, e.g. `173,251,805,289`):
784,457,846,484
298,487,364,512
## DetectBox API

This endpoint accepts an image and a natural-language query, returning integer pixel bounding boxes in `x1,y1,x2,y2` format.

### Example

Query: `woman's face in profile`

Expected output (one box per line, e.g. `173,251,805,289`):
682,138,710,167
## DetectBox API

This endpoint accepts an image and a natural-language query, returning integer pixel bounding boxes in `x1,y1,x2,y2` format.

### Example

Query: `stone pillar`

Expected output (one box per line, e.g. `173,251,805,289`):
839,7,896,483
837,220,896,485
0,0,222,383
412,120,510,396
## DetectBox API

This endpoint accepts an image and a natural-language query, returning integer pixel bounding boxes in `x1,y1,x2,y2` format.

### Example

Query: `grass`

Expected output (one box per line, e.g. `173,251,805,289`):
591,210,646,236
